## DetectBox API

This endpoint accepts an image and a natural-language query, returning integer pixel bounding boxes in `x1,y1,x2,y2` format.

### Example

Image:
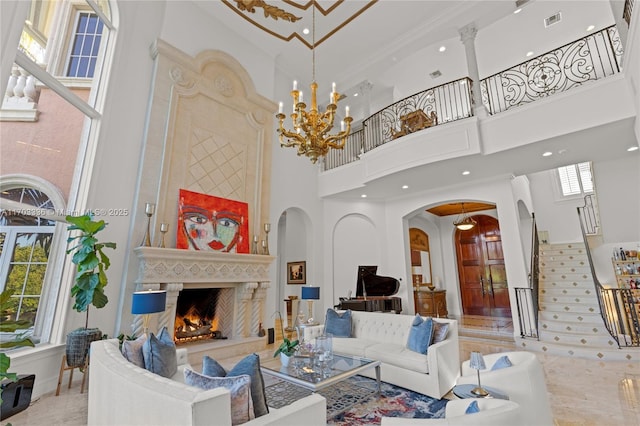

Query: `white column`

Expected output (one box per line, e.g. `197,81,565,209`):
252,281,270,336
458,23,487,118
237,282,258,338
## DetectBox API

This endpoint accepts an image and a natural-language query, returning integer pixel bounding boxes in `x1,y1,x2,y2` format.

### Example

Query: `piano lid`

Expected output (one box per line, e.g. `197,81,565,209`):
356,265,400,297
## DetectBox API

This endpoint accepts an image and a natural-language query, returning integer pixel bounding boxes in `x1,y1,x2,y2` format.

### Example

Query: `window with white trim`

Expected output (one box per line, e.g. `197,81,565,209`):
66,11,104,78
556,162,594,197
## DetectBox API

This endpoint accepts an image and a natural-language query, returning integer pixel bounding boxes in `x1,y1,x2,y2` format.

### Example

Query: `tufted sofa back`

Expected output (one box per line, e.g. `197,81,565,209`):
350,311,458,345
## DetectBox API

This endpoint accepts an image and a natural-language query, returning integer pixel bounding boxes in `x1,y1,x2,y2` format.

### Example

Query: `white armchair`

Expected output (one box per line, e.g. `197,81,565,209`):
380,398,522,425
456,351,553,426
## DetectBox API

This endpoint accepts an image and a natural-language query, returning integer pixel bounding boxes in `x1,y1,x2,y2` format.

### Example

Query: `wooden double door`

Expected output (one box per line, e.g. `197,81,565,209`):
455,215,511,318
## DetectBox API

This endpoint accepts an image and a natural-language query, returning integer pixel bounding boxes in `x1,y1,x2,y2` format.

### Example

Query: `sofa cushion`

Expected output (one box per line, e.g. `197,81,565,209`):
332,336,372,357
491,355,513,370
202,353,269,418
325,309,352,337
407,315,434,354
365,342,430,374
184,369,255,425
121,334,147,368
142,327,177,378
431,320,450,344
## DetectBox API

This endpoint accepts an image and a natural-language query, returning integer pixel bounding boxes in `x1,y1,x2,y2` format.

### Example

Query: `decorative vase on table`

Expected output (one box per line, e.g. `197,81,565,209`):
280,352,291,367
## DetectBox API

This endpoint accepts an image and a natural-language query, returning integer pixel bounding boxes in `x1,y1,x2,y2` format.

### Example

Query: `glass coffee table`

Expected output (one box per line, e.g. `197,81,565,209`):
261,353,381,417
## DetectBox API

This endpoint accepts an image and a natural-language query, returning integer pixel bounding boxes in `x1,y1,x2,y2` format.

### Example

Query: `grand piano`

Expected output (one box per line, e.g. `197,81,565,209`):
337,266,402,314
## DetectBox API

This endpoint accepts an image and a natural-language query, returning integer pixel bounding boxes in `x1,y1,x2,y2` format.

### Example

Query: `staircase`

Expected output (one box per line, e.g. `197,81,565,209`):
517,242,639,362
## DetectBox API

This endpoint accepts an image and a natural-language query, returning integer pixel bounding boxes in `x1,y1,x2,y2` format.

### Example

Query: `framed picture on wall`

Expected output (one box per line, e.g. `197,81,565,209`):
287,261,306,284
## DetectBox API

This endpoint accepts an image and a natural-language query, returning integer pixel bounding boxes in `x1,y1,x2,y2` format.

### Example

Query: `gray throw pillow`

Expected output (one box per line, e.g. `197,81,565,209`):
324,309,352,337
431,320,449,345
142,327,177,378
406,314,434,354
185,369,254,425
202,353,269,418
121,333,147,368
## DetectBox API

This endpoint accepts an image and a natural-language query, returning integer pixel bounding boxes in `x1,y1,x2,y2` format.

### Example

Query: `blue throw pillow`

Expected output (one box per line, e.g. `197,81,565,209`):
491,355,513,370
324,309,352,337
142,327,177,378
406,315,434,354
202,353,269,418
465,400,480,414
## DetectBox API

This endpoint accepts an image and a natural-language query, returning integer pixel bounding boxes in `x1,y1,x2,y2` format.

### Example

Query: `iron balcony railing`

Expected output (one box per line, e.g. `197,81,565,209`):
323,77,473,171
481,25,623,115
515,212,540,339
624,0,634,26
577,207,639,347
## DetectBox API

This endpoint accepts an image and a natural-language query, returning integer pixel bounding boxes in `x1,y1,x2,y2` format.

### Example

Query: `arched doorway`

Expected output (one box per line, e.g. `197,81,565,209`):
455,215,511,318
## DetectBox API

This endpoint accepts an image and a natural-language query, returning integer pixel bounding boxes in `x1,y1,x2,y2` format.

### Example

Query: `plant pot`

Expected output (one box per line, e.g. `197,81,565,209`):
65,328,102,368
280,352,291,367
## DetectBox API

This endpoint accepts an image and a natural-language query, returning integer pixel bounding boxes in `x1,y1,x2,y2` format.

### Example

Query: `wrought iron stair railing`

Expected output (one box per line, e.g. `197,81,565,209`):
515,212,539,339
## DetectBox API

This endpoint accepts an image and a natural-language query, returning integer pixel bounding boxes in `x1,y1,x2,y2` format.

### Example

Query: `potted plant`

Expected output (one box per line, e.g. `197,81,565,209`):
64,213,116,368
0,288,36,405
272,311,299,366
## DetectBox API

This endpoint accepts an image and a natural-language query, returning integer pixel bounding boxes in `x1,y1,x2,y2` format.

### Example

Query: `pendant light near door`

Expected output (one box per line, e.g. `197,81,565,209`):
454,202,477,231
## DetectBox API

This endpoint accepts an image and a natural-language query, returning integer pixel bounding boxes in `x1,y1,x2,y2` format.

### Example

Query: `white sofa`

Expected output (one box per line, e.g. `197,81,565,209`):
88,339,326,426
455,351,553,426
303,311,459,398
380,398,523,425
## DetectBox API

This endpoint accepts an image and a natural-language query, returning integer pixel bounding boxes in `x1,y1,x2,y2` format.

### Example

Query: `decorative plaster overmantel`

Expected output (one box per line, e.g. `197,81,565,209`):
133,246,275,284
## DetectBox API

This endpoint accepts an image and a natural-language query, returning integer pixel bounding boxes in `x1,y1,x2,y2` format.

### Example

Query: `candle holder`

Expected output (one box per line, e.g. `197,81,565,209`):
263,223,270,255
252,235,259,254
141,203,155,247
158,223,169,248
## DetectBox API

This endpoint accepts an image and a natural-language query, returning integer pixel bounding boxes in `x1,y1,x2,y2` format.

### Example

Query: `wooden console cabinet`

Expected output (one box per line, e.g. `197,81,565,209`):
414,289,448,318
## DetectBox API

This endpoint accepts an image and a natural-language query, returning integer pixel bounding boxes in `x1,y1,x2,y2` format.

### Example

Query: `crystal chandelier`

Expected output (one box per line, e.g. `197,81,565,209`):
276,5,352,164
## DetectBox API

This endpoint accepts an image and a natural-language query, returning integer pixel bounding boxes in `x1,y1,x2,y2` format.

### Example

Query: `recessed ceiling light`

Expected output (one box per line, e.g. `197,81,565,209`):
514,8,522,14
439,46,446,52
353,93,358,97
302,28,310,35
586,25,595,32
361,194,367,198
542,151,553,157
526,51,534,57
628,146,639,152
402,185,409,189
462,170,470,176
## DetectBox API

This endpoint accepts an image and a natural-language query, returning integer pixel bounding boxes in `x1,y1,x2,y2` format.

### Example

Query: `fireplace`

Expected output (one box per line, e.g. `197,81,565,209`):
174,288,223,343
133,247,274,358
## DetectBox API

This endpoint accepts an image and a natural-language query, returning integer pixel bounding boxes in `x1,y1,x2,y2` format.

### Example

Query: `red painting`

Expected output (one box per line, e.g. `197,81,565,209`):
177,189,249,253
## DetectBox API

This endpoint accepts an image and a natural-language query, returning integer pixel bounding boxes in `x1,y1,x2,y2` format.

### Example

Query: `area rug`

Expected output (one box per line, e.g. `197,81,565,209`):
263,374,448,425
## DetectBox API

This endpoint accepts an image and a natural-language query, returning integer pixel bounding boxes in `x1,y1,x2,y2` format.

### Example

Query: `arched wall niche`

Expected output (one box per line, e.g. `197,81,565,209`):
332,213,380,309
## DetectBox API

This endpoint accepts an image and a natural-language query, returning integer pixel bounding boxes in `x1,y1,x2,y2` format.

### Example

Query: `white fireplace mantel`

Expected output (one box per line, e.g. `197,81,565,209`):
133,247,275,284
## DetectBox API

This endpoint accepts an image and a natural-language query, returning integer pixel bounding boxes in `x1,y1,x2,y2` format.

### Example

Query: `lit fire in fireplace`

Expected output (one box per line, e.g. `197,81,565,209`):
174,306,219,343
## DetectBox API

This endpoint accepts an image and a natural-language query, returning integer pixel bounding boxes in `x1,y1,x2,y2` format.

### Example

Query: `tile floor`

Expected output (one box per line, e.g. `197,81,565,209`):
6,315,639,426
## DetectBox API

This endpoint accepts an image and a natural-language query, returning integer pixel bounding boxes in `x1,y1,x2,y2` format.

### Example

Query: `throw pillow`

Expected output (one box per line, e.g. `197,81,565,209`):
184,369,254,425
465,400,480,414
202,353,269,418
406,314,434,354
491,355,513,370
142,327,177,378
431,320,449,345
324,309,352,337
121,333,147,368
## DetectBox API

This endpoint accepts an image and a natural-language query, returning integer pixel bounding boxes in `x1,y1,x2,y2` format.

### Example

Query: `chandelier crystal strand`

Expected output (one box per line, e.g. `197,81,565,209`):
276,4,352,164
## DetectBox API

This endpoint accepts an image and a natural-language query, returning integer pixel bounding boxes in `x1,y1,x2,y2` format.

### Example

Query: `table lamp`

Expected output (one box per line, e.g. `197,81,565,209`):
132,290,167,335
469,351,489,396
301,286,320,323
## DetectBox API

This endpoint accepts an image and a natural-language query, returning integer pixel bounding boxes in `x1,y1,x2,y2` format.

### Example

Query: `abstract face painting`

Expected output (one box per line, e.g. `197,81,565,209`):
177,189,249,253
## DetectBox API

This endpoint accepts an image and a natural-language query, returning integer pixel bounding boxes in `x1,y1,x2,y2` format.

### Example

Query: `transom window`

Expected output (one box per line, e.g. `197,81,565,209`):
66,11,104,78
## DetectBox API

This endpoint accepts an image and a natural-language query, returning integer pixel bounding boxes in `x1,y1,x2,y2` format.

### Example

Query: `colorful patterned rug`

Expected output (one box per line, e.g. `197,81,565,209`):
264,374,448,425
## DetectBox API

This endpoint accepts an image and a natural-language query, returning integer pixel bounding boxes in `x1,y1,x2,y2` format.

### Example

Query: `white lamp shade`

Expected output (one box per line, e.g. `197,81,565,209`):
469,351,486,370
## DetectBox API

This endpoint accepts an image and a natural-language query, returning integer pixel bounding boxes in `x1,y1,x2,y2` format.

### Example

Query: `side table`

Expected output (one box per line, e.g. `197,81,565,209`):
452,383,509,400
